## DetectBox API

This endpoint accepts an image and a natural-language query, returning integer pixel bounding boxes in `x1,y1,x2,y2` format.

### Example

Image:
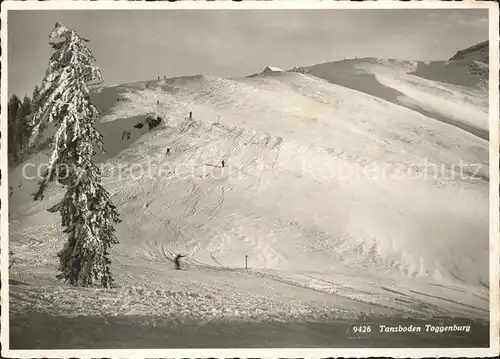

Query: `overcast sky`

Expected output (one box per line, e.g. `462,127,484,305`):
8,9,488,98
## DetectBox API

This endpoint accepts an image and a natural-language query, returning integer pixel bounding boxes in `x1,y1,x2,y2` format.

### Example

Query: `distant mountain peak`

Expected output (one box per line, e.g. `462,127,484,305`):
449,40,489,63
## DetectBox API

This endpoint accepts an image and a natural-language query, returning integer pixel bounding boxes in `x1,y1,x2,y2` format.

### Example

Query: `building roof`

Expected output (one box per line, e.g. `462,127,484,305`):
263,66,283,72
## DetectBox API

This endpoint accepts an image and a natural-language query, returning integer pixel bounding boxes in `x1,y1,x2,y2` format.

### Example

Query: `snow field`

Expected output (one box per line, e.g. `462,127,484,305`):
9,59,490,323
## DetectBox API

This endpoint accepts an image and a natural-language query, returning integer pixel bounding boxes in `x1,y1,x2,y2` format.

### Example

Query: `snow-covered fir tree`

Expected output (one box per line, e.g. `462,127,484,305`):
30,22,121,288
31,84,41,114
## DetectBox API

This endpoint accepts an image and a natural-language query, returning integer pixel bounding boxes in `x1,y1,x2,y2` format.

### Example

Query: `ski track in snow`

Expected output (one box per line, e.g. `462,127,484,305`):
8,58,490,334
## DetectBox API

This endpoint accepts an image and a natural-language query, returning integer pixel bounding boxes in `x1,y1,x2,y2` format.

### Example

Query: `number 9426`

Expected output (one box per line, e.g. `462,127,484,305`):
352,325,372,333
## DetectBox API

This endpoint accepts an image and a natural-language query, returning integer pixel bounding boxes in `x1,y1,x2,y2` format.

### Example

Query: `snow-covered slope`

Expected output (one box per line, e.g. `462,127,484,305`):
8,57,490,347
295,48,489,141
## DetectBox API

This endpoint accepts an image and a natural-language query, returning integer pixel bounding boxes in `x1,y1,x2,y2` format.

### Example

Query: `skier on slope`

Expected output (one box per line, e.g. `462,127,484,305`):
174,254,186,270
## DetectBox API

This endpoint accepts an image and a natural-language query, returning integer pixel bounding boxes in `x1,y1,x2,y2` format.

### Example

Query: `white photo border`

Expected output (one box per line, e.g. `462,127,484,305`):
1,0,498,358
